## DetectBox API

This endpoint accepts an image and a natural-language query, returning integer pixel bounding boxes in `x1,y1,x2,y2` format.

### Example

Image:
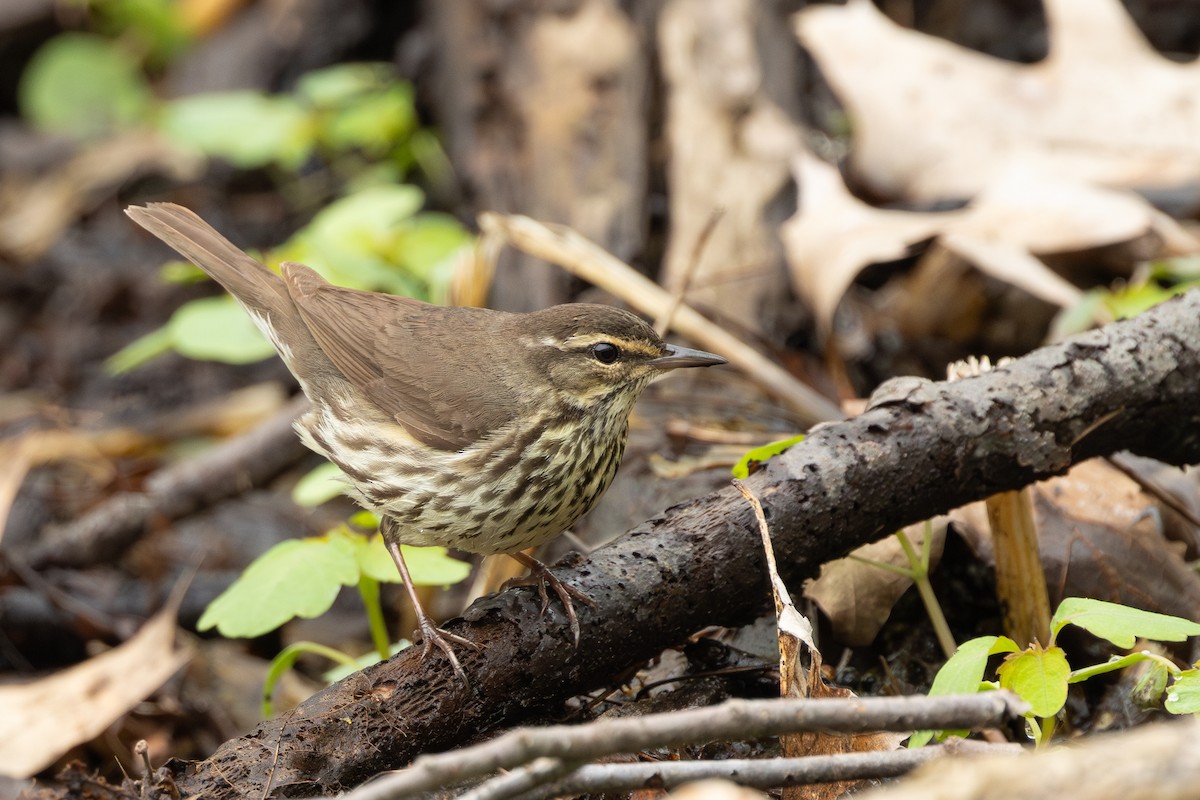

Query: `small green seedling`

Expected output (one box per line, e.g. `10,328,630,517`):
198,518,470,717
911,597,1200,747
847,521,956,660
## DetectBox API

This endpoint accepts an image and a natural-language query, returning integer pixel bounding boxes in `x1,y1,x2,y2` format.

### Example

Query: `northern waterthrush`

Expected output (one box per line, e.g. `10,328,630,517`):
126,203,726,682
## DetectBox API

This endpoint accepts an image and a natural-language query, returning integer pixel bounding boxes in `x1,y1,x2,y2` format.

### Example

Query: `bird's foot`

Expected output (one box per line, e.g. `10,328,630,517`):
412,613,482,688
506,551,596,646
385,535,481,687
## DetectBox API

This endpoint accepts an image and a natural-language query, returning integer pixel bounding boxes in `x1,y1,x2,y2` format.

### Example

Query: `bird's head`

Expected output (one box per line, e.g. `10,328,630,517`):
517,304,726,414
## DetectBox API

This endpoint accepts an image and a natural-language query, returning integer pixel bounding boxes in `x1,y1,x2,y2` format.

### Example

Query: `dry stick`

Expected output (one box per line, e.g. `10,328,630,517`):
664,419,786,446
528,741,1026,799
0,436,34,547
479,213,843,425
26,395,311,570
456,757,573,800
339,693,1026,800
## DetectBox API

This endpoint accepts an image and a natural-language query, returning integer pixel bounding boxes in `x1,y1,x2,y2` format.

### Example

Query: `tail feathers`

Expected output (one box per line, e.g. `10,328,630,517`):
126,203,333,386
126,203,293,322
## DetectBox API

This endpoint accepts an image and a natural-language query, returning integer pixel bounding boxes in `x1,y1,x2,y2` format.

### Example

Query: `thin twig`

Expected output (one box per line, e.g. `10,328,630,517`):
338,693,1026,800
526,741,1025,798
456,757,573,800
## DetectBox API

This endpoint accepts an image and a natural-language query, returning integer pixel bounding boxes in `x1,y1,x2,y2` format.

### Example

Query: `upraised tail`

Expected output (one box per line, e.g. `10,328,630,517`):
126,203,295,321
126,202,332,386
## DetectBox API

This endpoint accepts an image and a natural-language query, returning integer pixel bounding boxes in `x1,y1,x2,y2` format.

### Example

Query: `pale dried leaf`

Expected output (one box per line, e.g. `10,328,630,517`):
0,603,190,777
795,0,1200,202
781,150,952,332
782,152,1194,331
938,236,1081,309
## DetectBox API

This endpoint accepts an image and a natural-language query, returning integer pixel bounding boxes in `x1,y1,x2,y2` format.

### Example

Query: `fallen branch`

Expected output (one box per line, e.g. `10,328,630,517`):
128,289,1200,798
857,715,1200,800
342,693,1025,800
522,740,1024,799
26,395,310,570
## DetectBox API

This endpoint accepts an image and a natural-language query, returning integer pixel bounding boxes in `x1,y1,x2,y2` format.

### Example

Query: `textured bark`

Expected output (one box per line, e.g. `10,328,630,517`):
143,289,1200,798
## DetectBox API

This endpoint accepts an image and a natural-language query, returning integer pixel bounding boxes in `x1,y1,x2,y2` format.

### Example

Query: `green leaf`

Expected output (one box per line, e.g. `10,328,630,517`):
1049,290,1106,340
1165,669,1200,715
928,636,1019,698
908,635,1018,748
1103,282,1176,320
349,510,380,529
731,435,805,479
292,462,347,507
1051,597,1200,648
18,33,153,137
296,63,396,107
198,533,360,637
1148,255,1200,282
279,185,426,293
168,296,277,364
322,83,416,157
997,645,1070,718
390,213,473,285
159,91,312,170
355,535,471,587
91,0,191,65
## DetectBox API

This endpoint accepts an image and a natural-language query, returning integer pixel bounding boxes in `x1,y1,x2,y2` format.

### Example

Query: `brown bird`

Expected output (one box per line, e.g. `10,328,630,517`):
126,202,726,683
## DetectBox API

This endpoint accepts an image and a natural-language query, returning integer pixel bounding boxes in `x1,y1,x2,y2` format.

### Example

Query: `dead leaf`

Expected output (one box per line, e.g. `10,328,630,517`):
952,460,1200,623
781,150,953,335
795,0,1200,203
0,602,190,777
782,151,1195,334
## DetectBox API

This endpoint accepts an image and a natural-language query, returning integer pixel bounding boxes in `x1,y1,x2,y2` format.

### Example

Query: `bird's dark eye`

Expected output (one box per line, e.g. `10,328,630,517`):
590,342,620,364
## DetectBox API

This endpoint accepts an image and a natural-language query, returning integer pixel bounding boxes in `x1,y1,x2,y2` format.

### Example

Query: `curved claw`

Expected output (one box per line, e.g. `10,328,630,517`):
414,617,480,687
507,551,596,647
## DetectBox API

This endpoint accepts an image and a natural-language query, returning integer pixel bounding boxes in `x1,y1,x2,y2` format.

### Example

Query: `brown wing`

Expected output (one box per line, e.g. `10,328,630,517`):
282,262,525,451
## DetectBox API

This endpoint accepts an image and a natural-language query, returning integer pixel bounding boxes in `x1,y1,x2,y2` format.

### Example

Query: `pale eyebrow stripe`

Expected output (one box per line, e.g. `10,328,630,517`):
565,333,661,357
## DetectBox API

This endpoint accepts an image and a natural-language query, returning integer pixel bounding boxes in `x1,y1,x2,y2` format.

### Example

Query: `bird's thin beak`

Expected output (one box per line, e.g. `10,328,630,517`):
649,343,727,369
